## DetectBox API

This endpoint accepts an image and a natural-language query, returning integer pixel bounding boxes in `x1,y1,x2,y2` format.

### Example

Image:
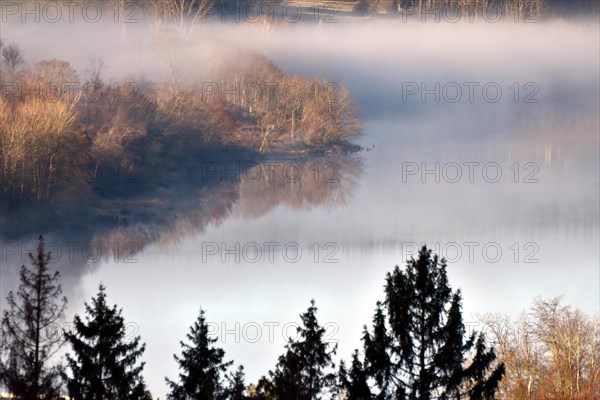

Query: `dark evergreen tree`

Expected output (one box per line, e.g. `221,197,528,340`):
338,351,372,400
63,284,151,400
226,365,248,400
0,235,66,399
268,300,337,400
166,309,232,400
350,246,504,399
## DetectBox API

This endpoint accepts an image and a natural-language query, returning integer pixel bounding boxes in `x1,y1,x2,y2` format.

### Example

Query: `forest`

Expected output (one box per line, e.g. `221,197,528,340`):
0,38,361,206
2,238,598,399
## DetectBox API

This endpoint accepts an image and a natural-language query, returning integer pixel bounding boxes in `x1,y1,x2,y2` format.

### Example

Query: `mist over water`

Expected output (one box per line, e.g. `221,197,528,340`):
1,11,598,397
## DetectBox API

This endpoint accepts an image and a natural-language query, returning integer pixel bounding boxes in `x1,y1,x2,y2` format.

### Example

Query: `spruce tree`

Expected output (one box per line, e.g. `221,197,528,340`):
226,365,248,400
337,351,371,400
268,300,337,400
347,246,505,399
0,235,66,399
63,284,151,400
166,309,232,400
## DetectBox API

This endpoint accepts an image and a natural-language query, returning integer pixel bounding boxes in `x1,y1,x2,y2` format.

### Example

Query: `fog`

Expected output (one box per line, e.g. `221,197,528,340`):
1,11,599,398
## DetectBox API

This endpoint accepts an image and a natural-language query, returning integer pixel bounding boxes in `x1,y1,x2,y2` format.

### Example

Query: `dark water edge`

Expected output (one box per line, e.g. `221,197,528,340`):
0,141,364,247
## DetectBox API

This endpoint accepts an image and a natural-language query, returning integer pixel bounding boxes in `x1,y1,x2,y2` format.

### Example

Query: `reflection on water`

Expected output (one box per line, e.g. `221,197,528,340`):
236,155,363,218
0,154,364,302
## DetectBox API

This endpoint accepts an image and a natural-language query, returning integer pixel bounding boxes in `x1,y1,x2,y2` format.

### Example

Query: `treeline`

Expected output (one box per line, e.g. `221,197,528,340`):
0,239,503,399
142,0,598,20
6,0,597,29
355,0,598,18
2,238,598,399
0,38,361,205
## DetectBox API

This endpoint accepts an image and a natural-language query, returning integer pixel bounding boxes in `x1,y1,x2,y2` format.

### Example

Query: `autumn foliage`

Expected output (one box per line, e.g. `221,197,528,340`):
0,42,361,205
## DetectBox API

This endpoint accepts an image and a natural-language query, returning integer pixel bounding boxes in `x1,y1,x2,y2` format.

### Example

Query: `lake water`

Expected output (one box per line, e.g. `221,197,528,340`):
1,18,598,397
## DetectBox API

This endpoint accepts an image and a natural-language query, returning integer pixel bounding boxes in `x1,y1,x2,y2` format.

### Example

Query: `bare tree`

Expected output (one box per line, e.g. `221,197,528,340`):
27,59,80,105
480,297,600,400
479,312,544,400
532,297,600,399
1,43,25,81
85,54,105,88
301,81,362,145
144,0,215,40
